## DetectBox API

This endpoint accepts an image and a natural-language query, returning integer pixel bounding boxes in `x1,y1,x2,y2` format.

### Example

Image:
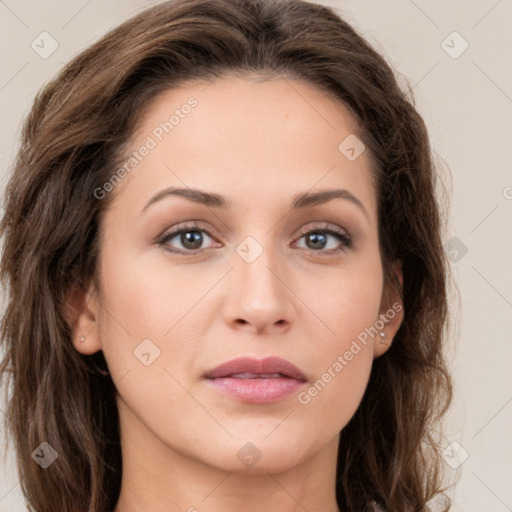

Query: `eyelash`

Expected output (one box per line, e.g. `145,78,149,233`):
155,221,353,256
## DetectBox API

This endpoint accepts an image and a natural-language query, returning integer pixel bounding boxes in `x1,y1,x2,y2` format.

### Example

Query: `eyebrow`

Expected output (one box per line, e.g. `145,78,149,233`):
141,186,369,219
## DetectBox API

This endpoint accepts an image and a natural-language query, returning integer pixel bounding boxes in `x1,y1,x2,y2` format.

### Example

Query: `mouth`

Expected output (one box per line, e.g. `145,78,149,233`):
226,372,292,379
203,356,308,404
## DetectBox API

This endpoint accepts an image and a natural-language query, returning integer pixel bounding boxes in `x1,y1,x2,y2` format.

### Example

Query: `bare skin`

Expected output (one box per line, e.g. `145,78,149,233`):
69,75,403,512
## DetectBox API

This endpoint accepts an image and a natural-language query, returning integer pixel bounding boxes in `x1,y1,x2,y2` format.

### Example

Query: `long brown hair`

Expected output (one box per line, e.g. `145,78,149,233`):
0,0,454,510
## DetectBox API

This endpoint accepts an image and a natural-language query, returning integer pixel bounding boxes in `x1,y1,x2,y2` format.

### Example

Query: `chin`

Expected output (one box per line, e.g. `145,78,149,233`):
200,435,314,475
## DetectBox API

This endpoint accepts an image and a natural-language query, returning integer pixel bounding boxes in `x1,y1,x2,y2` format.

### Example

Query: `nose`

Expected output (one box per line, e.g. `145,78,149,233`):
222,242,296,335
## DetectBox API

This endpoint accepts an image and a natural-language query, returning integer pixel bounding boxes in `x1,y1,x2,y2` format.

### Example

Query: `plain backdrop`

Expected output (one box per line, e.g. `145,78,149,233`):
1,1,511,511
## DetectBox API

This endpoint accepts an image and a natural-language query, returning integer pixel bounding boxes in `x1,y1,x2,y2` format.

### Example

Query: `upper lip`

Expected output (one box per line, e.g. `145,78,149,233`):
203,356,308,382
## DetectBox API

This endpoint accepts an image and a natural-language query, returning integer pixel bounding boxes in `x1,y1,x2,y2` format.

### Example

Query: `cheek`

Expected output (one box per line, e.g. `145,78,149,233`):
307,258,383,350
297,278,378,434
298,350,372,440
98,245,198,339
294,257,381,424
95,248,174,373
96,251,206,429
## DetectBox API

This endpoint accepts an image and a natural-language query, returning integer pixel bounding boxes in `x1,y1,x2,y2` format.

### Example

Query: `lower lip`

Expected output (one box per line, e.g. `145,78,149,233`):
205,376,306,403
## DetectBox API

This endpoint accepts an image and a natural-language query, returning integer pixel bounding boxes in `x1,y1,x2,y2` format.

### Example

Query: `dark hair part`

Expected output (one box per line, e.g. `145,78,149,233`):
1,0,454,510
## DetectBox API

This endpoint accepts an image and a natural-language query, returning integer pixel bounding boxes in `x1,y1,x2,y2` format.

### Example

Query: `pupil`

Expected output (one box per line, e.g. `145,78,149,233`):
307,233,326,249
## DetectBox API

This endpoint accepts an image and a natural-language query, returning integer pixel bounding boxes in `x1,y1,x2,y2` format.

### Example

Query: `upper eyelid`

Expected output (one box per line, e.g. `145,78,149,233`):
295,221,349,236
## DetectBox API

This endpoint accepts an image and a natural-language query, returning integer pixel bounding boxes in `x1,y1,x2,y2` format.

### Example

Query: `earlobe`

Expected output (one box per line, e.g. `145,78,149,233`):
373,260,404,359
64,281,102,355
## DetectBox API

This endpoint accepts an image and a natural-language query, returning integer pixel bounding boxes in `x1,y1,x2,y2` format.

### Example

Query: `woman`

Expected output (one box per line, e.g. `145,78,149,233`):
0,0,454,510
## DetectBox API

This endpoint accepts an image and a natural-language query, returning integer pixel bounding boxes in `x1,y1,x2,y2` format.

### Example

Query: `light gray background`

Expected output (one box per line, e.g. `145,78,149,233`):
1,1,511,511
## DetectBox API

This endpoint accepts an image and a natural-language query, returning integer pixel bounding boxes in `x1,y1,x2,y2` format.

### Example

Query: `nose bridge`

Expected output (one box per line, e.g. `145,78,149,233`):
235,232,286,300
224,230,296,332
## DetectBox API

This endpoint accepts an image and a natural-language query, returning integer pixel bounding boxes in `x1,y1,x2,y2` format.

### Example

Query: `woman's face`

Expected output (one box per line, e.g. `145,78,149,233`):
75,75,402,475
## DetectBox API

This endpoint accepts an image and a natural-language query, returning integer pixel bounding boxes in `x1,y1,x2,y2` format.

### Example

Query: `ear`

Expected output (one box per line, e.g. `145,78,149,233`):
64,280,103,356
373,259,404,358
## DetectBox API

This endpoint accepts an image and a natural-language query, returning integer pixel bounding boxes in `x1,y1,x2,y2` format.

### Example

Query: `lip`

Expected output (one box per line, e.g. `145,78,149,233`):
203,356,308,404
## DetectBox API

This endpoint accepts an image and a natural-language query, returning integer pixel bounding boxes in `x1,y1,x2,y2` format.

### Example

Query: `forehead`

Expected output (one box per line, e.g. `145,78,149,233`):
109,75,377,221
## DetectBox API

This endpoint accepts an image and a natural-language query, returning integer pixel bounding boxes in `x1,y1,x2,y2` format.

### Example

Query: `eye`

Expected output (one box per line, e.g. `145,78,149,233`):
156,222,219,254
156,221,353,256
292,223,352,255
